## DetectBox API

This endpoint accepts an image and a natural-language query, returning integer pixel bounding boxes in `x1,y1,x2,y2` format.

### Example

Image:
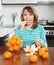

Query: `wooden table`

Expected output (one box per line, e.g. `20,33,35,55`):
0,44,54,65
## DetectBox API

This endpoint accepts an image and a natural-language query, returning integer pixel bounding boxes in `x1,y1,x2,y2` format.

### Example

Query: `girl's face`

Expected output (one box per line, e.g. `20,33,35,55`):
23,9,34,26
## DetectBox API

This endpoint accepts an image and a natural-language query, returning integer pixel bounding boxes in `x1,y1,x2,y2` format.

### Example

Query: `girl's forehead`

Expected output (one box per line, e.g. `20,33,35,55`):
23,9,33,14
24,9,29,12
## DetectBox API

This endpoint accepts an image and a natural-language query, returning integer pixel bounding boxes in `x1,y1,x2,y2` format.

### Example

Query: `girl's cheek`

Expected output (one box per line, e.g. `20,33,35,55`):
24,16,26,19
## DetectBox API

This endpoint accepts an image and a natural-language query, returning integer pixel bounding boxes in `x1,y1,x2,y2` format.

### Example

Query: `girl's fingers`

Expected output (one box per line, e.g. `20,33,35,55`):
36,39,43,46
36,43,41,46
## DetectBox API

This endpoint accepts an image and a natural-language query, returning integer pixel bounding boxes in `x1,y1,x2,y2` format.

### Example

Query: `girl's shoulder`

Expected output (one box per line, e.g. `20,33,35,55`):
36,24,44,30
38,24,43,28
16,25,20,29
14,25,21,31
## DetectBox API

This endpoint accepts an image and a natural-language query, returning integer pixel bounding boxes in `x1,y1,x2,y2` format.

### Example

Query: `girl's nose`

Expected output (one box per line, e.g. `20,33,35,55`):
26,15,30,18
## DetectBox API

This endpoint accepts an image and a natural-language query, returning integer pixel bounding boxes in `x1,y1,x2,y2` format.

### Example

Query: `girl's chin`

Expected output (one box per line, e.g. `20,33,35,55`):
26,23,30,26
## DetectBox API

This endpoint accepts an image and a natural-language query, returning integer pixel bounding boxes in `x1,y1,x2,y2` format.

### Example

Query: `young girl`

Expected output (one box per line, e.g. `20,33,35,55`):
14,6,47,50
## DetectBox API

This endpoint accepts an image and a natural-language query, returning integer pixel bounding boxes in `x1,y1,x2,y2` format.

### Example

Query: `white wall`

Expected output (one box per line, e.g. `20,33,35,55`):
0,0,54,25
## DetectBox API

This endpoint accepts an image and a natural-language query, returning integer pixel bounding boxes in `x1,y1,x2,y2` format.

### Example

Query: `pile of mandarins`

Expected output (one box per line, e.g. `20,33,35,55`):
38,46,49,59
3,34,23,59
29,46,49,63
6,34,23,51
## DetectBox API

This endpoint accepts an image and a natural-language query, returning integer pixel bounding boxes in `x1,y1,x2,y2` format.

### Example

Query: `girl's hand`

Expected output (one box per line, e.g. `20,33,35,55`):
35,39,43,46
20,21,27,30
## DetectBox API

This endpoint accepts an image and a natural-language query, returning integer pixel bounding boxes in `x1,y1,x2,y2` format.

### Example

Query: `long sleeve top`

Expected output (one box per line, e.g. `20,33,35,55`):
15,24,47,48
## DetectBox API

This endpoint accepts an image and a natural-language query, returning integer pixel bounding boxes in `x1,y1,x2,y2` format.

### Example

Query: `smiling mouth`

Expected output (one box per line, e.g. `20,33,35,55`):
26,20,31,22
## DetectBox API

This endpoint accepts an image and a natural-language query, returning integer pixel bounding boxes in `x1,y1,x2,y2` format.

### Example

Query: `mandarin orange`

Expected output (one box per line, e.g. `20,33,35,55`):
29,54,38,62
3,51,12,59
42,52,49,59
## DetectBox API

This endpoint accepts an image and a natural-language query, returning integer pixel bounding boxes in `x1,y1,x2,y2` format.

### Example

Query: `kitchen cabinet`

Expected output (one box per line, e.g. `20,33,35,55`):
1,0,54,5
38,0,54,5
47,38,54,47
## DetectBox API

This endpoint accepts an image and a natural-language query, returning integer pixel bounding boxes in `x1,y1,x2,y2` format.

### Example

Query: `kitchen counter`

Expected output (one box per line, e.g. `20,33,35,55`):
0,44,54,65
43,25,54,27
0,26,16,37
0,26,17,44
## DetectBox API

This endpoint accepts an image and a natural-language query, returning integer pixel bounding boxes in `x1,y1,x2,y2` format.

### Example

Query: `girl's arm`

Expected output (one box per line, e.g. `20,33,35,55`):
35,26,48,47
40,26,48,47
14,25,23,38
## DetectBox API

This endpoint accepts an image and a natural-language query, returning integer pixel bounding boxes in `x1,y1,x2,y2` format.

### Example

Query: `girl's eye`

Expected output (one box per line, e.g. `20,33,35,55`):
24,13,32,16
24,14,27,16
23,14,27,16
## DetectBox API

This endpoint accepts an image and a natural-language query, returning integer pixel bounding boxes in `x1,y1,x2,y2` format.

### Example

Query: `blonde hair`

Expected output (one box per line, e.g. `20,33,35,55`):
20,6,38,29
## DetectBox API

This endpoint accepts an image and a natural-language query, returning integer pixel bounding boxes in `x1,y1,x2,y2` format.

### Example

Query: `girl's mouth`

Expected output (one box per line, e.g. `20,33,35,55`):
26,20,31,22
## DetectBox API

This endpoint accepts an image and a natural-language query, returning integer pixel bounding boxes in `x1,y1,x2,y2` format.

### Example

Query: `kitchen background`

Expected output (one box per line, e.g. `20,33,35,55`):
0,0,54,25
0,0,54,46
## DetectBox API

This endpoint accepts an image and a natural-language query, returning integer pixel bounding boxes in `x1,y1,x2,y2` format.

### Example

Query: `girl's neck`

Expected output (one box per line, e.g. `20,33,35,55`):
26,24,33,30
25,21,34,30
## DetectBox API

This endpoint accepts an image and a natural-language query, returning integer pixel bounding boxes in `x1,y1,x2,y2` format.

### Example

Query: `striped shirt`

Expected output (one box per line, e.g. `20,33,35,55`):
15,24,47,47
